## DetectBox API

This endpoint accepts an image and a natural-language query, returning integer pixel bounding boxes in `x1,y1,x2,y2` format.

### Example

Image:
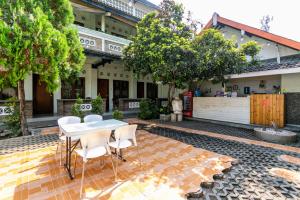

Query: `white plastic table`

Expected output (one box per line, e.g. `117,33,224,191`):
60,119,128,179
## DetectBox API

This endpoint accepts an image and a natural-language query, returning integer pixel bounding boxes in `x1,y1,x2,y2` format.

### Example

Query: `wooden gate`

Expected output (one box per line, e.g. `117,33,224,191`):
250,94,285,128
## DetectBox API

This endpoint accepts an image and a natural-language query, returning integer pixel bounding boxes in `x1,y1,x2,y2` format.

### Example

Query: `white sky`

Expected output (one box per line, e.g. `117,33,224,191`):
148,0,300,42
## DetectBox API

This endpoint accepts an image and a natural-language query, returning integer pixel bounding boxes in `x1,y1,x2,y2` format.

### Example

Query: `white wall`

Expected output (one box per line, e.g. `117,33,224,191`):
281,73,300,92
220,26,299,60
193,97,250,124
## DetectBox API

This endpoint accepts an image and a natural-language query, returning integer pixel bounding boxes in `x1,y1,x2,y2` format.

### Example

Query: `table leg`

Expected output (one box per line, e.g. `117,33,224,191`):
64,136,74,179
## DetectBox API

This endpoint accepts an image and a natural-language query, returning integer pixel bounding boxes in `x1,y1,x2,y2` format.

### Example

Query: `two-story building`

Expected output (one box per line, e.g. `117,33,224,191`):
0,0,174,117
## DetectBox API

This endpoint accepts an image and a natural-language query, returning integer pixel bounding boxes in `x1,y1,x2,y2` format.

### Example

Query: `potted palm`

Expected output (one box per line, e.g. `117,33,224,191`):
159,105,171,121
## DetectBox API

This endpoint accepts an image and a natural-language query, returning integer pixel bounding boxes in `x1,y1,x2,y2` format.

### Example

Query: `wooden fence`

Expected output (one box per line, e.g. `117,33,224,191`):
250,94,285,128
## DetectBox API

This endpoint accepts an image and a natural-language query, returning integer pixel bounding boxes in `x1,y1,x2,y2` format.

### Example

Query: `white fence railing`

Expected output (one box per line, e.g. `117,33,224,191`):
96,0,147,19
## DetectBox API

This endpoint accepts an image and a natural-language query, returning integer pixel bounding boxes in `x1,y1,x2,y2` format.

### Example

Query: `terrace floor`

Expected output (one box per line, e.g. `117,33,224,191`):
0,126,234,200
0,119,300,199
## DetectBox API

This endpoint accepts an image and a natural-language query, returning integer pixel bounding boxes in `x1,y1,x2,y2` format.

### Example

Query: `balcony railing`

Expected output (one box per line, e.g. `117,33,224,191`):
95,0,147,19
76,25,131,56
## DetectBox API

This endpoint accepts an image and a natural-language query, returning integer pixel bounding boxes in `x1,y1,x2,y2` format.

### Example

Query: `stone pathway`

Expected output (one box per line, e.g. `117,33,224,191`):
145,126,300,200
158,120,300,148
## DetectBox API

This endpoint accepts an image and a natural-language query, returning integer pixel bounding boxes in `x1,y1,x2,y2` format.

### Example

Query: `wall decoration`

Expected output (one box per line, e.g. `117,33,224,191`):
244,87,250,95
114,73,117,77
107,73,110,76
259,80,266,88
233,85,239,91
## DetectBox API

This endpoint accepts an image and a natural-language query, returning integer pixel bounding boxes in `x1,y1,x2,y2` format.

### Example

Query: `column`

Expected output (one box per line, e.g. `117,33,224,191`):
109,79,113,111
85,65,92,98
129,73,137,99
53,84,61,114
24,74,32,101
85,65,98,99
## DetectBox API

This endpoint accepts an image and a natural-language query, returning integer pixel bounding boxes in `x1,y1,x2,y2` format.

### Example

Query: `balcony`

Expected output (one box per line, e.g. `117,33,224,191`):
93,0,148,19
76,25,131,57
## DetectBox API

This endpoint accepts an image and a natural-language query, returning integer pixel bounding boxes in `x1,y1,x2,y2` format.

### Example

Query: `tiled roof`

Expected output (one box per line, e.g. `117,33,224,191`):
243,54,300,73
204,13,300,51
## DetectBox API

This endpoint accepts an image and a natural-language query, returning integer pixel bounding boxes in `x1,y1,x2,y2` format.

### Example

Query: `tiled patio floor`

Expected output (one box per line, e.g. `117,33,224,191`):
0,129,234,200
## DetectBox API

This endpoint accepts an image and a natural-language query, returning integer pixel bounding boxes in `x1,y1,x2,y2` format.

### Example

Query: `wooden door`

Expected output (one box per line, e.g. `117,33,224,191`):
33,74,53,115
97,79,109,112
137,82,144,98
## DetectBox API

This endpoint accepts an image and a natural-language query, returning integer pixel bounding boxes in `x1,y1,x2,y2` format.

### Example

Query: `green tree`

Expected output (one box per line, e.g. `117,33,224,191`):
241,41,262,65
192,29,260,85
123,0,197,110
0,0,85,135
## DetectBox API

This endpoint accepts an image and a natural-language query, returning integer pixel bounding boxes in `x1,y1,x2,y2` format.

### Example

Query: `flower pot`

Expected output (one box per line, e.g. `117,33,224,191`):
159,114,171,121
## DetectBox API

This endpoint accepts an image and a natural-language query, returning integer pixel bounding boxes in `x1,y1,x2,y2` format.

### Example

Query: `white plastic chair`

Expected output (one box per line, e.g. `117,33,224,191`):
83,114,103,123
74,130,116,198
56,116,81,165
109,124,141,179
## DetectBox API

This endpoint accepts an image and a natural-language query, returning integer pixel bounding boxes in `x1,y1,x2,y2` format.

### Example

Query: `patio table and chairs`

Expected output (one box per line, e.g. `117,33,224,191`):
58,116,128,179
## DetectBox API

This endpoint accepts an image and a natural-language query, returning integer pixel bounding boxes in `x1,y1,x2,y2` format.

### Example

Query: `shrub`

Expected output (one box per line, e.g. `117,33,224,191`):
138,99,159,120
71,98,84,121
91,95,103,115
159,105,171,115
3,97,21,137
112,109,123,120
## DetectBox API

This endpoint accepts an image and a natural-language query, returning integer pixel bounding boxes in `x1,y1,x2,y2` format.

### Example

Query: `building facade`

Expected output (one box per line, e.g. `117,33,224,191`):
0,0,175,117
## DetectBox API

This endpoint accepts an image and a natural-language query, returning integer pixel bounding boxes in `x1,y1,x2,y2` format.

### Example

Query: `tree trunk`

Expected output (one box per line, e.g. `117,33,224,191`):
18,80,28,135
167,83,175,112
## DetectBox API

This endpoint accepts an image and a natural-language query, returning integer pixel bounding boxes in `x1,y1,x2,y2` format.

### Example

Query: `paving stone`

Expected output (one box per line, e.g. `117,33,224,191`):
146,126,300,200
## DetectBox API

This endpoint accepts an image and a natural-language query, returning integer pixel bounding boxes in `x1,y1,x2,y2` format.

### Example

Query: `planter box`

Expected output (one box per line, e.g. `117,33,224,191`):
160,114,171,121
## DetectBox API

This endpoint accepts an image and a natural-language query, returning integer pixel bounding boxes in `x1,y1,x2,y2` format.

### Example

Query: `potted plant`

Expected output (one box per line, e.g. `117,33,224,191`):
159,105,171,121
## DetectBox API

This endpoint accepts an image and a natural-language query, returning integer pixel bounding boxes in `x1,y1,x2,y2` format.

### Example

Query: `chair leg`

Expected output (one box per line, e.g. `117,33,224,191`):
136,145,142,168
110,154,117,181
115,149,119,181
73,153,78,178
80,162,86,198
60,142,63,166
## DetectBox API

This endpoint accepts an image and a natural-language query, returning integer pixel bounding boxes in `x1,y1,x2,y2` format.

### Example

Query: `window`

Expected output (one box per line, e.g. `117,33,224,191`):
147,83,158,99
113,80,129,108
61,78,85,99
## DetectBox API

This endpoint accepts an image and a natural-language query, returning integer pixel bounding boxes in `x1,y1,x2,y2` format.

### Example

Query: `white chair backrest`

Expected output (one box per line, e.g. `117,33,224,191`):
114,125,138,146
80,130,112,153
58,116,81,136
84,114,103,123
58,116,81,126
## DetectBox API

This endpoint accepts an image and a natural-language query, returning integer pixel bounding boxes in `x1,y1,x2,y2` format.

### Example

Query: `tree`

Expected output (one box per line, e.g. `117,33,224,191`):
123,0,196,109
0,0,85,135
260,15,273,32
241,41,262,65
192,29,260,85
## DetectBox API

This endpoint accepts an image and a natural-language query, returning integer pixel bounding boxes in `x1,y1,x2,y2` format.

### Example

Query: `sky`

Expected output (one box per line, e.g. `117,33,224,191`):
148,0,300,42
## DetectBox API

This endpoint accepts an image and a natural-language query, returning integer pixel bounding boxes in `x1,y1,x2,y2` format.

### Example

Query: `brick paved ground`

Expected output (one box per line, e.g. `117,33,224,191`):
145,126,300,200
0,130,233,200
